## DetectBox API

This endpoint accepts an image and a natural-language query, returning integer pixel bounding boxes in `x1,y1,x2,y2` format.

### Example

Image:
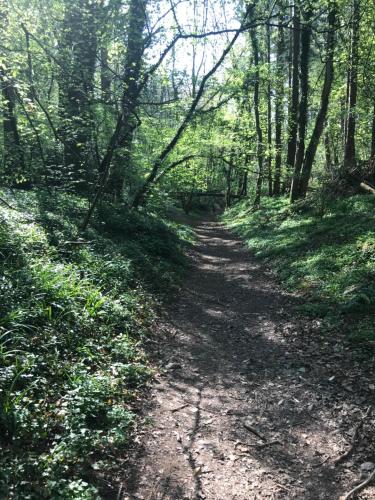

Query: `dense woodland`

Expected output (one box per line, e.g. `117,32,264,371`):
0,0,374,497
0,0,375,207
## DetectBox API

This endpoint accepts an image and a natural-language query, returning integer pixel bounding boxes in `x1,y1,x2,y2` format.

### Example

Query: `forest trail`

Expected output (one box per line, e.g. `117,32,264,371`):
123,220,375,500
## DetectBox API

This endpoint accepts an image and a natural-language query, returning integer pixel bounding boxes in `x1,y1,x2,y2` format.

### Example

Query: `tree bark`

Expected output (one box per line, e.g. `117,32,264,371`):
266,21,273,196
273,7,286,196
242,171,248,197
0,4,26,185
100,46,111,103
285,3,300,189
343,0,360,174
369,103,375,178
108,0,148,197
371,102,375,160
290,5,313,202
250,28,263,208
1,72,26,184
58,0,98,188
225,163,233,208
325,129,333,173
298,4,336,198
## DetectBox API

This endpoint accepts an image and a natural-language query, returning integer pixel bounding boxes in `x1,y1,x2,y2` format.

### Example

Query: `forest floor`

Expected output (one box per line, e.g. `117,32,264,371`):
122,219,375,500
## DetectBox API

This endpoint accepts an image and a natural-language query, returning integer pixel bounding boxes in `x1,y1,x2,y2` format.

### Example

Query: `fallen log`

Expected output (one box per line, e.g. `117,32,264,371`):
360,182,375,194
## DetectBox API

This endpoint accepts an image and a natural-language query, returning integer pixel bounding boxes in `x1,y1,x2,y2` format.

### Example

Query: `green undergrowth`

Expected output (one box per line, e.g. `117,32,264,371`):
0,190,192,499
223,194,375,344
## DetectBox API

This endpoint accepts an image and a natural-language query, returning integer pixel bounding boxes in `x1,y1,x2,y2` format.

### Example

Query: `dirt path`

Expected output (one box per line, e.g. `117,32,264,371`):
123,220,375,500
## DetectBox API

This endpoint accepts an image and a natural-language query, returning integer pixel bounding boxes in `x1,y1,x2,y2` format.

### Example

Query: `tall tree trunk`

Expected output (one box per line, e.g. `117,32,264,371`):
250,29,263,208
290,5,313,202
340,96,346,153
0,4,26,186
298,4,336,198
242,171,248,197
325,129,333,174
343,0,360,175
108,0,147,198
266,21,273,196
273,7,286,196
58,0,98,188
370,102,375,160
100,46,111,102
1,73,26,184
225,164,233,208
343,63,351,147
370,103,375,178
285,3,300,190
237,169,248,197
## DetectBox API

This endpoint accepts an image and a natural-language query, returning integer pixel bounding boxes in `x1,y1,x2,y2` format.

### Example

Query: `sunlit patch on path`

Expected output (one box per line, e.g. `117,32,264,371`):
122,220,375,500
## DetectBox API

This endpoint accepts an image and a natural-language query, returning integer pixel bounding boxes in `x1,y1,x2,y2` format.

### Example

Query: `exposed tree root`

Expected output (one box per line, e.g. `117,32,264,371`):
334,407,371,466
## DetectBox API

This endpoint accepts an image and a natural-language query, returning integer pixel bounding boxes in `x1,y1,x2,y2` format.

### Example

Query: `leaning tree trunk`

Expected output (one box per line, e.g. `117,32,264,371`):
290,5,313,202
285,3,300,190
298,4,337,198
131,5,256,209
343,0,360,176
250,28,264,208
273,8,286,196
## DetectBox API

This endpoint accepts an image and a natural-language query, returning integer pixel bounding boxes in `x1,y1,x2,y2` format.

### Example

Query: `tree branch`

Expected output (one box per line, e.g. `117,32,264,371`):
132,3,258,208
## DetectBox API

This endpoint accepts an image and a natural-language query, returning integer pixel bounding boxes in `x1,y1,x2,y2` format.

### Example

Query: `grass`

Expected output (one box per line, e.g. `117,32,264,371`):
0,189,192,499
223,194,375,344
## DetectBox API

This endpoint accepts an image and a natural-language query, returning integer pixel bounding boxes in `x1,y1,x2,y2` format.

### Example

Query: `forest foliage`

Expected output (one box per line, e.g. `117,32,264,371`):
0,0,374,497
0,190,191,497
224,195,375,344
0,0,372,208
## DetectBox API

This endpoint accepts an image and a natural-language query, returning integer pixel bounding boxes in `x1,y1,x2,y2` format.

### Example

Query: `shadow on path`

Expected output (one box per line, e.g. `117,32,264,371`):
121,220,375,500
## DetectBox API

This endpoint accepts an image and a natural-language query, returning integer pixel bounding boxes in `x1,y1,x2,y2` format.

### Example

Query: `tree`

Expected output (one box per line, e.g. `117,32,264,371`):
131,3,257,209
58,0,100,189
343,0,360,176
273,3,286,196
266,18,273,196
0,2,26,186
371,103,375,160
290,3,313,202
1,0,375,218
250,28,263,208
1,70,26,185
298,3,337,198
108,0,148,197
285,1,300,189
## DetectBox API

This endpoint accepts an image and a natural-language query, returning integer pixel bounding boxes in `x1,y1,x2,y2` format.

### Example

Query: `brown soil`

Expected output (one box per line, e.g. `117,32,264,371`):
121,220,375,500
